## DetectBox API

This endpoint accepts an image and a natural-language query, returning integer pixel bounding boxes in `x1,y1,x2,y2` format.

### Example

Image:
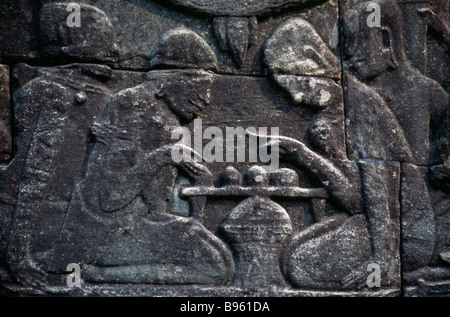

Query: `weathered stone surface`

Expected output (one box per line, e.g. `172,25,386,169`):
401,163,450,291
429,165,450,193
154,0,328,17
7,65,114,287
0,0,448,298
1,63,146,288
358,160,401,288
0,0,39,61
220,196,292,289
263,18,341,79
39,3,119,64
343,73,413,162
282,214,372,290
23,69,235,287
213,17,257,68
273,75,341,110
149,28,218,70
0,65,11,163
281,160,400,290
341,0,448,165
76,0,340,75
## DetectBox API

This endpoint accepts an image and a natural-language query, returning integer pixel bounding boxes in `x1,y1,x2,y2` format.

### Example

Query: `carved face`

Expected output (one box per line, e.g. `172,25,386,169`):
343,12,393,80
162,71,215,123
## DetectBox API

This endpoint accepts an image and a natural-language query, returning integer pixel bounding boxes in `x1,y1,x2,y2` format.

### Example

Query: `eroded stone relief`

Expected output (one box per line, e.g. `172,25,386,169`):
0,0,448,297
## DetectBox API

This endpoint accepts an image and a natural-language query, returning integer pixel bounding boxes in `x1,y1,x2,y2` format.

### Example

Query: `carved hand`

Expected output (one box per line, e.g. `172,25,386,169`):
168,144,213,185
246,128,305,159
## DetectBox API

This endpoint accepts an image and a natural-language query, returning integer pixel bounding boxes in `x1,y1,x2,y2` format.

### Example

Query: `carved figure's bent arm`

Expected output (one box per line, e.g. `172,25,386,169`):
256,133,361,214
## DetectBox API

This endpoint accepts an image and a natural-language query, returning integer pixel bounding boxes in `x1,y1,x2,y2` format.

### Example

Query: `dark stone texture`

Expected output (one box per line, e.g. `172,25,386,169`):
79,0,339,75
282,214,372,290
213,17,257,68
341,0,448,166
149,28,218,70
0,0,448,297
153,0,328,17
429,165,450,193
220,196,292,289
39,3,120,64
0,65,11,163
263,17,341,79
0,0,39,61
401,163,450,292
343,73,413,162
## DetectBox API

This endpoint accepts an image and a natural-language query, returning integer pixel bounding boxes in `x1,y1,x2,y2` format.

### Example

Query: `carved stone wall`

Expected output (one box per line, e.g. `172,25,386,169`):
0,0,448,297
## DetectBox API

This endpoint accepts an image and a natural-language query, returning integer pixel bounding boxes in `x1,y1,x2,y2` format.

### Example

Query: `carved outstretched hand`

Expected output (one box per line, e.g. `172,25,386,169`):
245,128,305,159
101,143,212,213
168,144,213,185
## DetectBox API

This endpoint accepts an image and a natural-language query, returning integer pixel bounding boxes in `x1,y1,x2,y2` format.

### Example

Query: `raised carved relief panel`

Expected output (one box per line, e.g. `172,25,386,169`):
0,0,448,297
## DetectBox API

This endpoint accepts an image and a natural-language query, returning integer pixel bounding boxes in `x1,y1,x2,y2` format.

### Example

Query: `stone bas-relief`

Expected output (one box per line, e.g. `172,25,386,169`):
0,0,448,297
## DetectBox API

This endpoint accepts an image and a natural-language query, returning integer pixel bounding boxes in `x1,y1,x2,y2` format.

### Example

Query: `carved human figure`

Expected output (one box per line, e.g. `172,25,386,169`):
39,68,234,286
252,129,397,290
153,0,327,68
341,0,449,286
5,3,120,288
259,17,400,290
342,0,447,165
3,26,234,287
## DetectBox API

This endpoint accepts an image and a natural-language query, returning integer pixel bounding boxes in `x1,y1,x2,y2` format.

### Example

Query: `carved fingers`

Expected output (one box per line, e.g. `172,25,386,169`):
168,143,213,184
246,128,304,158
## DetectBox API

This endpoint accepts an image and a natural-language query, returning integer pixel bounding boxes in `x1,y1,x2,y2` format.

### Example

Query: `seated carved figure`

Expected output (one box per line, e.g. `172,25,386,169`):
5,3,120,288
258,17,399,290
254,128,391,290
40,69,234,285
341,0,449,286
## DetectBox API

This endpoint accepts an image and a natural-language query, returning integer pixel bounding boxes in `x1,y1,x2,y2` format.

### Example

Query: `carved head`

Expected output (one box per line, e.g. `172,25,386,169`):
39,3,119,63
342,0,406,80
154,69,215,123
148,28,217,123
